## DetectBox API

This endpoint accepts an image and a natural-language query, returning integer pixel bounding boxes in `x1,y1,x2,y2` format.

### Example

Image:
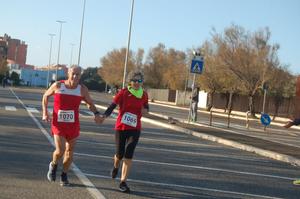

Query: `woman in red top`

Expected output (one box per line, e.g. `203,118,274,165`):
102,71,149,193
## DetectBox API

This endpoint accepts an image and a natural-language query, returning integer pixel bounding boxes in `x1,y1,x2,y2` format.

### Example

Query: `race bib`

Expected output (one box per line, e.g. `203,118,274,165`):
121,112,137,127
57,110,75,123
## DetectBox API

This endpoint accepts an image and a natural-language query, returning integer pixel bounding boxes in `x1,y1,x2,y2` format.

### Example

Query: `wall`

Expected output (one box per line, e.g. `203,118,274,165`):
146,88,297,117
147,89,170,102
212,92,296,118
175,90,192,106
20,69,65,87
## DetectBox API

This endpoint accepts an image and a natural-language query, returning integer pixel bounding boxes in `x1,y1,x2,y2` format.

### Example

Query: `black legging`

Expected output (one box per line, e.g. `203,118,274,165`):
115,130,141,159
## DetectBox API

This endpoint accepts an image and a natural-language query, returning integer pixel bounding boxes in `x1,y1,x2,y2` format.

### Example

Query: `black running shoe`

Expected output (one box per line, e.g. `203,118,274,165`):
119,181,130,193
60,172,70,186
111,167,119,179
47,162,57,182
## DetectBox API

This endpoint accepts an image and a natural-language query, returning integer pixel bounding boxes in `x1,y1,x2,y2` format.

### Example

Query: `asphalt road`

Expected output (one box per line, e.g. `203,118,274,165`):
0,87,300,199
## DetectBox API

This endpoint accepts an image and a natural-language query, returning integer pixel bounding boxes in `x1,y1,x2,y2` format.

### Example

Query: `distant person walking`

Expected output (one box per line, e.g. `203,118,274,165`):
99,71,149,193
190,87,199,122
2,77,7,88
283,118,300,185
42,65,102,186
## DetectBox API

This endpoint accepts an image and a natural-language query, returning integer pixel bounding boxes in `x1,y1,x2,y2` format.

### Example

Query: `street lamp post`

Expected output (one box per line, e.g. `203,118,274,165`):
78,0,86,66
122,0,135,88
56,20,66,81
70,43,75,66
47,33,55,88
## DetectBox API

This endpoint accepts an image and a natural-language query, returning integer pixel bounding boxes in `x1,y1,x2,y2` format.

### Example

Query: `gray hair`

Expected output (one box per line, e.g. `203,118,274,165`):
69,65,82,74
127,70,144,82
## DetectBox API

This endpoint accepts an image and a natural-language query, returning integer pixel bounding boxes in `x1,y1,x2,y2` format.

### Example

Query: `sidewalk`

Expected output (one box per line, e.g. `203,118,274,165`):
147,100,300,167
150,100,300,130
144,112,300,167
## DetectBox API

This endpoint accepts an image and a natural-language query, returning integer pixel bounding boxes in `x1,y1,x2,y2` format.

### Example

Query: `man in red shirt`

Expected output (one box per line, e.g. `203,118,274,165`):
101,71,149,193
42,65,102,186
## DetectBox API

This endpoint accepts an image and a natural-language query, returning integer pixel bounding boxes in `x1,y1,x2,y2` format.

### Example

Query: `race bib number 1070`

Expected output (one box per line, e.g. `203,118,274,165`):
57,110,75,123
121,112,137,127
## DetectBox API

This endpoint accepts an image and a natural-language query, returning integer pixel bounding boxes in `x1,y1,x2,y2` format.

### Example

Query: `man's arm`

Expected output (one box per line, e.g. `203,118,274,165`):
42,82,58,122
81,85,102,123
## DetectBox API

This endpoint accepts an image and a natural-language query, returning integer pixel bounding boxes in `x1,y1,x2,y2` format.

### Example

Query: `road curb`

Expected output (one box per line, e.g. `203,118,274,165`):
142,116,300,167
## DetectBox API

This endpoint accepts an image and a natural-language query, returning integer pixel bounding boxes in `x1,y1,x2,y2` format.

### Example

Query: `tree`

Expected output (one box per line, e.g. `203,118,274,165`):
81,67,106,91
144,43,186,89
212,25,280,116
98,48,143,88
195,43,224,110
163,48,186,90
0,59,8,82
267,66,296,119
10,71,20,86
191,42,242,111
135,48,144,71
144,43,168,88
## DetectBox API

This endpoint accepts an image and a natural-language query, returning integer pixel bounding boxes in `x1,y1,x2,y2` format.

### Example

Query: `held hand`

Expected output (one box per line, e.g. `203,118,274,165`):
94,115,105,124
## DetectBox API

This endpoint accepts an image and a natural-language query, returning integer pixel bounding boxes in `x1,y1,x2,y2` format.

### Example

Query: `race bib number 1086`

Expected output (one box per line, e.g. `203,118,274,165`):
57,110,75,123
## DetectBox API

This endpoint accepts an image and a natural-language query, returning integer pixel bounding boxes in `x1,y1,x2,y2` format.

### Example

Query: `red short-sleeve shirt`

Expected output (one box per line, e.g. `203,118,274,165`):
113,88,148,130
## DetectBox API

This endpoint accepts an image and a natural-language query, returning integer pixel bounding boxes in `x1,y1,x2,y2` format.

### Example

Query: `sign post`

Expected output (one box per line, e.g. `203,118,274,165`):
188,52,204,122
260,113,271,131
262,82,268,114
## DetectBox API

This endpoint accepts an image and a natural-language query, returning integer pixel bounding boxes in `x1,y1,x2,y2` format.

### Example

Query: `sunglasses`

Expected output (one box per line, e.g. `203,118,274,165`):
131,79,143,83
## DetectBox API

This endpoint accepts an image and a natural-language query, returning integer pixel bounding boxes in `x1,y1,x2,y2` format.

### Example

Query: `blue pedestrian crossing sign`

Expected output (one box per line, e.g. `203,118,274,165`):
260,113,271,126
190,59,204,74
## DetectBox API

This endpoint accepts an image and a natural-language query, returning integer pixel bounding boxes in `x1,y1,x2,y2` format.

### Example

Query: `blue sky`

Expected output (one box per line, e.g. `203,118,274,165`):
2,0,299,74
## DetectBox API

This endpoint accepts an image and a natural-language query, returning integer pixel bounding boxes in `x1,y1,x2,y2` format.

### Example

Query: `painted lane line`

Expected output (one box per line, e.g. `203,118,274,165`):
76,140,270,163
80,130,221,148
5,106,17,111
74,152,294,181
81,124,187,138
84,173,284,199
9,88,106,199
25,107,39,113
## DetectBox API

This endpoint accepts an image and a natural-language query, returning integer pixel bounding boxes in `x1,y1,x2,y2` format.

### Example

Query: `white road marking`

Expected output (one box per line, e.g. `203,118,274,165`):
80,131,221,148
9,88,106,199
5,106,17,111
84,173,284,199
25,107,39,113
76,140,270,163
75,152,294,181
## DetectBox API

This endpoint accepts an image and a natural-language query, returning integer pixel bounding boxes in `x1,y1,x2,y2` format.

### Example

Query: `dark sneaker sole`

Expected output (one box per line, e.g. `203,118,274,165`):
119,182,130,193
119,188,130,193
